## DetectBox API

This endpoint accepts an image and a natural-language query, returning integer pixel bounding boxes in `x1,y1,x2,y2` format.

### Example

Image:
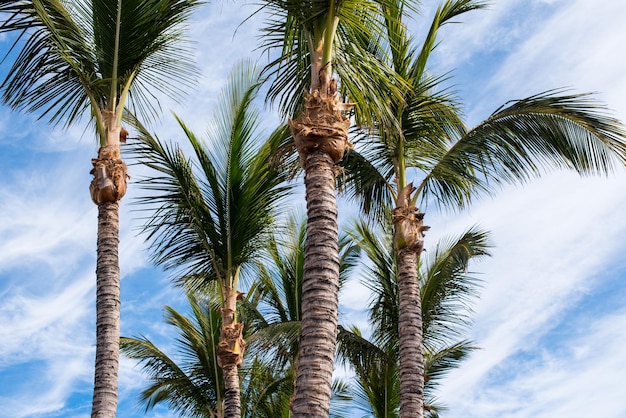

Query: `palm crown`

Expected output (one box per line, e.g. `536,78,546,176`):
0,0,198,143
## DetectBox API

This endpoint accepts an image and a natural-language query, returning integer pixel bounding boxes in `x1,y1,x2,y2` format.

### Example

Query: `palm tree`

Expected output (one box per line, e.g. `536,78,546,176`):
122,288,296,418
337,219,489,417
130,61,292,417
121,290,225,418
256,1,407,414
339,1,626,415
122,214,358,418
0,1,200,416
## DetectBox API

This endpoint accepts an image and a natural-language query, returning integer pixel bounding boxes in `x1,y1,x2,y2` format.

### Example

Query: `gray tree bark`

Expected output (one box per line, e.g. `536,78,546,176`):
292,150,340,417
91,201,121,418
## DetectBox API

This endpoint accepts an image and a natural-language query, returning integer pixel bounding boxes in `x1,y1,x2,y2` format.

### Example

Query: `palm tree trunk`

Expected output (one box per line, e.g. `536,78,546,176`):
91,201,121,418
292,150,340,417
396,249,424,418
222,363,241,418
393,182,428,418
217,287,245,418
289,77,349,416
90,143,127,418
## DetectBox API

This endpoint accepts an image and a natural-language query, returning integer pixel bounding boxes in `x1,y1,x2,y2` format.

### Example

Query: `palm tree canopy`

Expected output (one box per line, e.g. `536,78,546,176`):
120,292,224,417
338,0,626,216
0,0,199,141
131,61,292,290
257,0,413,127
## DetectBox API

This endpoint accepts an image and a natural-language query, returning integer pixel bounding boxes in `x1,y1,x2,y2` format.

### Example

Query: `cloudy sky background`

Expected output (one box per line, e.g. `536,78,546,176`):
1,0,625,417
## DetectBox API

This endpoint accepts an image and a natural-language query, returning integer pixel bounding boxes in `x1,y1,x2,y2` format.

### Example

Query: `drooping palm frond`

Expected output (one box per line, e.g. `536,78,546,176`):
120,292,223,417
420,226,490,348
416,91,626,209
0,0,200,135
131,61,292,290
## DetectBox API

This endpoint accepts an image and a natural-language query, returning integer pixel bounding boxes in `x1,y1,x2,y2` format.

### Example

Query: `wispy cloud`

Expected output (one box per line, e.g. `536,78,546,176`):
431,1,626,415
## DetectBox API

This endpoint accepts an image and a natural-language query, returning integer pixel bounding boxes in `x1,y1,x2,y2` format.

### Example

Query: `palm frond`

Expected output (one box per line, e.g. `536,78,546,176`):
420,227,490,347
120,293,223,417
424,340,476,390
240,357,293,418
0,0,99,126
411,0,488,81
131,61,292,289
329,378,355,418
337,145,395,221
259,0,408,127
0,0,200,131
346,219,399,350
416,91,626,209
337,325,400,418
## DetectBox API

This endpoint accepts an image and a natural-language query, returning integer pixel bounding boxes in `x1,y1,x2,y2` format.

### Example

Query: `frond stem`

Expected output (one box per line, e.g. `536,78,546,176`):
322,1,339,70
116,70,137,125
109,0,123,112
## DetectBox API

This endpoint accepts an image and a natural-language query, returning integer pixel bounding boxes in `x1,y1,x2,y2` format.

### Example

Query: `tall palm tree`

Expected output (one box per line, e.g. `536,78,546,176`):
339,1,626,416
131,61,292,417
0,1,200,416
256,1,407,414
338,220,490,417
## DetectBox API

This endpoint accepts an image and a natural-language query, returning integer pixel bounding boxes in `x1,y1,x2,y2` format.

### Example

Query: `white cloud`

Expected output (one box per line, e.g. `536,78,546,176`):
2,1,626,417
431,1,626,415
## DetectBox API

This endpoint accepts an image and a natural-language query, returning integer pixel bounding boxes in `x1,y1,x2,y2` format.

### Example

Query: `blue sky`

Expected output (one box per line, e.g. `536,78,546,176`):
1,1,626,417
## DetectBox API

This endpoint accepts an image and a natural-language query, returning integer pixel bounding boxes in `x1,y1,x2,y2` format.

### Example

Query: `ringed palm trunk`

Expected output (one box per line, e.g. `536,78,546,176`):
89,120,128,417
289,74,349,416
216,286,245,418
393,183,429,418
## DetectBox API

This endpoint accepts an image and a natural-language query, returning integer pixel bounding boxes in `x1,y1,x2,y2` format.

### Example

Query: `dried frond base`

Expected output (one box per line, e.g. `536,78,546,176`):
289,83,353,166
90,145,129,205
393,183,430,252
217,322,246,368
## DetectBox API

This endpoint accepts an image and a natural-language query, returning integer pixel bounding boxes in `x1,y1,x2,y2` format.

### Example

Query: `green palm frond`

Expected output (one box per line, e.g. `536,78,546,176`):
410,0,488,81
424,340,476,390
0,0,200,135
416,91,626,209
258,0,408,127
0,0,99,126
337,142,395,220
120,292,223,417
420,227,490,347
346,219,399,350
131,61,292,289
246,321,302,369
422,340,476,416
329,378,355,418
240,357,293,418
337,325,400,418
337,324,390,372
